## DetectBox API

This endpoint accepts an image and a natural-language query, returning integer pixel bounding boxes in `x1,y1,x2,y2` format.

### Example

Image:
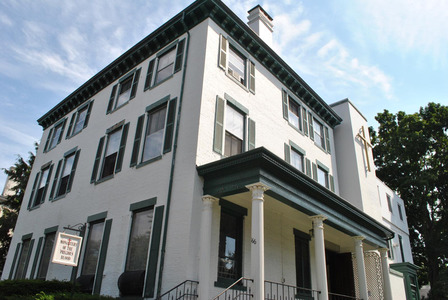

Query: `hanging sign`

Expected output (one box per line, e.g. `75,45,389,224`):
51,232,83,267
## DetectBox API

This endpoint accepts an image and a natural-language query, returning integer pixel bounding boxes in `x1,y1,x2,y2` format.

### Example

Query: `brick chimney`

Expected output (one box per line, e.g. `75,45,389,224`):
247,5,274,47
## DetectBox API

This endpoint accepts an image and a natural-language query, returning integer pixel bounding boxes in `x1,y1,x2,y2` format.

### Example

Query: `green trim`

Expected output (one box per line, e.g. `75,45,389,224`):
93,219,112,294
316,160,329,172
87,211,107,223
144,205,165,298
30,237,44,279
136,155,163,168
289,141,306,155
44,226,59,234
224,93,249,115
390,263,420,300
130,197,157,211
118,68,137,84
22,233,33,241
63,146,78,157
146,95,170,112
106,120,125,134
219,199,247,216
156,39,179,57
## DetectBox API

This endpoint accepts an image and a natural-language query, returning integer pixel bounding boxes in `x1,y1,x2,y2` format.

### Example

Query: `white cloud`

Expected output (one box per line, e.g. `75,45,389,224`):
0,12,13,26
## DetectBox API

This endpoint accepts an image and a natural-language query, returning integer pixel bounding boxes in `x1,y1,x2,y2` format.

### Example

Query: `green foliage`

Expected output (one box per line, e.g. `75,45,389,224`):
371,102,448,298
0,144,36,274
35,291,54,300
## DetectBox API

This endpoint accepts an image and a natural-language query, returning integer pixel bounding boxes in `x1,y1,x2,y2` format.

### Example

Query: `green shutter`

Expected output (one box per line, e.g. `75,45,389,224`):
248,118,256,150
84,100,93,128
66,150,80,193
115,123,129,173
284,143,291,163
130,115,145,167
302,107,308,136
219,35,228,70
28,173,40,209
144,205,165,298
305,159,311,177
174,39,185,73
325,126,331,153
106,85,117,114
49,160,62,200
91,137,105,183
44,128,53,152
312,163,317,181
30,237,43,279
40,165,53,205
9,243,21,279
93,219,112,295
308,112,314,140
213,97,225,154
163,98,177,154
66,114,75,138
249,61,255,93
130,69,141,100
144,59,155,90
282,90,288,120
329,175,335,192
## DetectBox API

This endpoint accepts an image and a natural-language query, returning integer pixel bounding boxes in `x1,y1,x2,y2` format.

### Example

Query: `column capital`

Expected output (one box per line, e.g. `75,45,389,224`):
309,214,328,222
202,195,219,203
378,247,389,256
246,182,270,192
353,235,365,241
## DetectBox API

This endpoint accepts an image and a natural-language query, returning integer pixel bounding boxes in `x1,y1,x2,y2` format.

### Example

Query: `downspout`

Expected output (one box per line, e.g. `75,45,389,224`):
156,12,190,298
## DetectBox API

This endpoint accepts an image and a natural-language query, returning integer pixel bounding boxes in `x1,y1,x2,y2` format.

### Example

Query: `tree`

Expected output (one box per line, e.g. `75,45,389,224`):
370,102,448,299
0,146,36,275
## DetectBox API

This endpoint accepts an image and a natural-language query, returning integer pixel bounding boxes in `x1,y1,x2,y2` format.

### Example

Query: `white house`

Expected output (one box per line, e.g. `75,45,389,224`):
1,1,419,299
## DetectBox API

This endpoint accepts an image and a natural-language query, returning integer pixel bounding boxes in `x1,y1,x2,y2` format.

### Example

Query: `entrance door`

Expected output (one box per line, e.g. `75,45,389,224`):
326,250,356,297
294,230,312,298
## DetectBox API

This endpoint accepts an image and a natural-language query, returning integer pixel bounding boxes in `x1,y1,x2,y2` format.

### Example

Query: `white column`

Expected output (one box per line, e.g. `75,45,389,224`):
246,183,270,300
353,236,369,300
310,215,329,300
198,195,218,300
379,248,393,300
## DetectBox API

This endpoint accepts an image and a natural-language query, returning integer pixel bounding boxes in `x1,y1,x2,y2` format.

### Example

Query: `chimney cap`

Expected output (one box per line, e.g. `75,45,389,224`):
248,5,273,21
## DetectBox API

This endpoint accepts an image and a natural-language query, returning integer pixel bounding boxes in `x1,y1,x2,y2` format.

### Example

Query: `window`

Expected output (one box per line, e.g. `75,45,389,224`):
50,148,80,199
284,142,306,173
386,194,393,212
398,203,403,220
91,122,129,182
398,235,405,262
37,232,56,280
44,119,66,152
218,210,243,282
219,35,255,93
125,208,154,271
130,97,177,167
28,163,53,209
81,221,105,276
66,100,94,137
312,161,335,191
213,96,256,157
144,39,185,90
107,69,141,113
387,239,394,259
15,237,33,279
294,231,311,291
282,90,302,131
309,115,331,153
317,166,329,188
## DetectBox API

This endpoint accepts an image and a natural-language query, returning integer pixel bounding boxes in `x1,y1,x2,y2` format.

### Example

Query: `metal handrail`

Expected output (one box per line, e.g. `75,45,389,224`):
328,292,362,300
157,280,199,299
212,277,254,299
264,280,321,300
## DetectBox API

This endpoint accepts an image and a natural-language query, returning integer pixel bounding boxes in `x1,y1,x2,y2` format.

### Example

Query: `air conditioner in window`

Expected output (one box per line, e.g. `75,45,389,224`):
228,68,243,83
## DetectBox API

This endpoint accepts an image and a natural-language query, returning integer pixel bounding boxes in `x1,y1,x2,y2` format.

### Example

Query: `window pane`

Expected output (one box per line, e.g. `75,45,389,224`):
39,169,49,189
228,47,245,83
317,167,328,188
291,150,304,172
288,100,300,129
155,48,176,84
15,239,31,279
142,107,166,161
218,212,241,280
73,108,87,135
125,209,154,271
105,130,121,156
82,222,104,276
50,125,62,149
225,105,244,140
224,132,242,157
116,77,133,107
57,155,74,197
37,233,56,280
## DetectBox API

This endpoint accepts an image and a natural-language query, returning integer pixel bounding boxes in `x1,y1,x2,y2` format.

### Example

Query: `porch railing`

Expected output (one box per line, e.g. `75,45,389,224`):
264,280,321,300
328,292,362,300
157,280,199,300
212,277,254,299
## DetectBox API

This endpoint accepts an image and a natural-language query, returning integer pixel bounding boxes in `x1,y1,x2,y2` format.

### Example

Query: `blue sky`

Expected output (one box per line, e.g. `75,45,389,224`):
1,0,447,187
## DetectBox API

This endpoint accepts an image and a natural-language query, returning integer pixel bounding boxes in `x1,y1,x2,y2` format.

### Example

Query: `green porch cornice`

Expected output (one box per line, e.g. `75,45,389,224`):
197,147,393,247
38,0,341,129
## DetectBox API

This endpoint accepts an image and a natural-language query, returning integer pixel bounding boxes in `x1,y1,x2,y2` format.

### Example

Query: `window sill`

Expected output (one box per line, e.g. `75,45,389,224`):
28,204,41,211
94,174,114,185
288,122,304,135
148,73,174,90
136,155,162,169
225,71,249,93
50,194,67,202
107,99,131,115
66,128,85,140
314,142,328,154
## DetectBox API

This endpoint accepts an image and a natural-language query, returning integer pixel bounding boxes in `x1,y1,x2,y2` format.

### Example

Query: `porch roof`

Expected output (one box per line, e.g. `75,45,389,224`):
197,147,393,248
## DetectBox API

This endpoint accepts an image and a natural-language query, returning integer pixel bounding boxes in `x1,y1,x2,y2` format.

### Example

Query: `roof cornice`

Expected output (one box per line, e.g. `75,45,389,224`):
38,0,341,129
